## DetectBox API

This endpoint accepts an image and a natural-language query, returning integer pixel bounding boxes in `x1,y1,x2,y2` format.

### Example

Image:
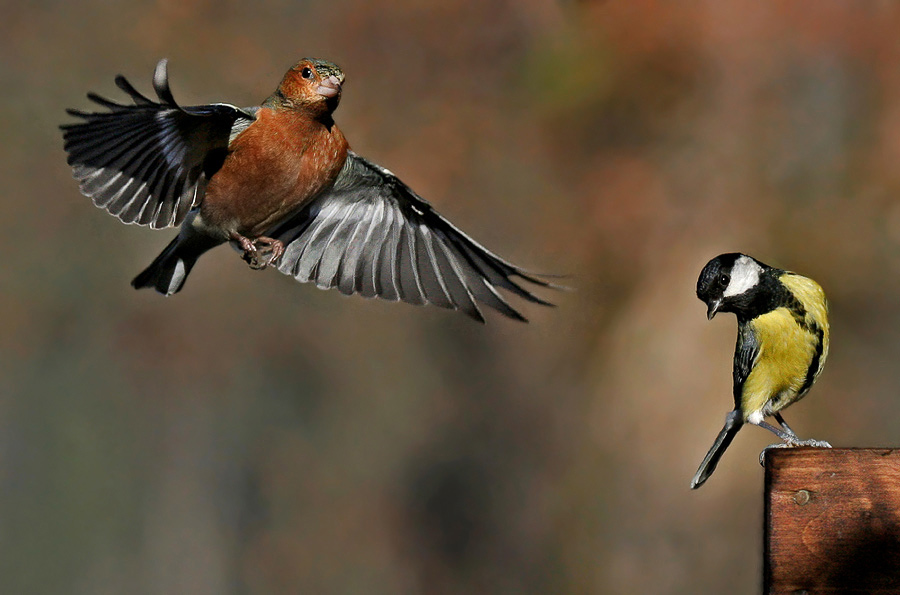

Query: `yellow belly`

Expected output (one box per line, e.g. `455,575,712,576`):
741,306,820,416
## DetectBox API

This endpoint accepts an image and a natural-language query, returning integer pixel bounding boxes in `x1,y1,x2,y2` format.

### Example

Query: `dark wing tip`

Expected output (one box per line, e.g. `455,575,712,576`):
503,308,528,323
502,278,556,309
518,271,575,290
115,73,154,105
60,109,90,127
462,305,488,324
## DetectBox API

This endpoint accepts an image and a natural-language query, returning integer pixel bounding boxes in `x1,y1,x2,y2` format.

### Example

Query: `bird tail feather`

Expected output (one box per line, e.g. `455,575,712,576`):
690,410,743,489
131,231,220,295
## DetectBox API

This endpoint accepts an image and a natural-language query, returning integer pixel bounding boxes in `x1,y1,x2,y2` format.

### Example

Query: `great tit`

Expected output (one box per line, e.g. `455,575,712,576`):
690,253,831,489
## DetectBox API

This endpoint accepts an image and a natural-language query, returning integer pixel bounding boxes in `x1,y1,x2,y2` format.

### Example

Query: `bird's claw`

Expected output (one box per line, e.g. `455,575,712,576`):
759,442,791,466
795,438,832,449
240,236,284,270
758,439,832,466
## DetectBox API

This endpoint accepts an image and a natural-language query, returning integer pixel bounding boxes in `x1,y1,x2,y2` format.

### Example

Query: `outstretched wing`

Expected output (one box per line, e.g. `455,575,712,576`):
267,152,556,322
61,59,256,229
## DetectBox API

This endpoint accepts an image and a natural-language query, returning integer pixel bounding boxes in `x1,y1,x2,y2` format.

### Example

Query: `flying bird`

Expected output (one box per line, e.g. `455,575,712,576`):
61,58,555,322
691,253,831,489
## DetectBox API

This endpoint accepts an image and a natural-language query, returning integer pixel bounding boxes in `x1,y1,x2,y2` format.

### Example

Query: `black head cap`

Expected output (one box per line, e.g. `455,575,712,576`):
697,253,763,320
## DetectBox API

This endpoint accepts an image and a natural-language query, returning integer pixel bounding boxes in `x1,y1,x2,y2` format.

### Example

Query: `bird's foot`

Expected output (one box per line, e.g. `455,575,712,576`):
794,438,833,449
246,236,284,270
758,439,832,466
233,234,256,257
234,234,284,270
232,234,260,267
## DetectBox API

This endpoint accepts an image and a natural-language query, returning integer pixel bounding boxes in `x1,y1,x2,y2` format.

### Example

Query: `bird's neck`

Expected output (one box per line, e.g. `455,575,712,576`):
733,274,792,322
263,91,338,127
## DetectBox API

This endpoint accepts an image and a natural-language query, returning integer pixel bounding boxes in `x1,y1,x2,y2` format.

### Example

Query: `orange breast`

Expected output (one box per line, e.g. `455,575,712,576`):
200,107,349,238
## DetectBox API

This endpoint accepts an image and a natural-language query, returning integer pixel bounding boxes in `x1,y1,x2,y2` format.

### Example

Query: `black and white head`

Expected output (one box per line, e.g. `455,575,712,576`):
696,253,772,320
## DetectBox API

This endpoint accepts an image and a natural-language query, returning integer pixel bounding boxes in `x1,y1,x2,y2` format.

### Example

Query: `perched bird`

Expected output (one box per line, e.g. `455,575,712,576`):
61,58,554,322
690,253,831,489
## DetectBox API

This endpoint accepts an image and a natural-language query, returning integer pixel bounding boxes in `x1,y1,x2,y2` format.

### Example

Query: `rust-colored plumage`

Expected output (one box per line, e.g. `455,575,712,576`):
61,58,555,321
201,103,349,241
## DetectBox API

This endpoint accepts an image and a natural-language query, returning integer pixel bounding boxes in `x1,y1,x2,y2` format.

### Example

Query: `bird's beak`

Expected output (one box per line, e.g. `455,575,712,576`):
706,299,722,320
317,75,343,99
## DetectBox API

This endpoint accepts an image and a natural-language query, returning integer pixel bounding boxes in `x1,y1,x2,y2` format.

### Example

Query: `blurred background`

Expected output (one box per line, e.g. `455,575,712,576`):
3,0,900,593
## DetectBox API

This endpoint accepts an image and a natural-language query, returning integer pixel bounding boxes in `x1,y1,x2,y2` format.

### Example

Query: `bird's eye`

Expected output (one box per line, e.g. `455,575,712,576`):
300,67,314,79
719,274,730,287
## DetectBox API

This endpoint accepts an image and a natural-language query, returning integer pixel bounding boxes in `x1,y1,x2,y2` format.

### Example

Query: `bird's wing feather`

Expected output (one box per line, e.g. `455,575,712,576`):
269,152,555,322
733,321,761,409
61,59,256,229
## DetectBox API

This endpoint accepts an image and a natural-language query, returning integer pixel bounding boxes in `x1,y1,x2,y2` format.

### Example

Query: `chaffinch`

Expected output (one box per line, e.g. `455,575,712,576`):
61,58,554,322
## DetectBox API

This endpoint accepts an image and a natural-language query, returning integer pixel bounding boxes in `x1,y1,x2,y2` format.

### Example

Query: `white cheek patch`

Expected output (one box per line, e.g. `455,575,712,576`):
724,255,763,297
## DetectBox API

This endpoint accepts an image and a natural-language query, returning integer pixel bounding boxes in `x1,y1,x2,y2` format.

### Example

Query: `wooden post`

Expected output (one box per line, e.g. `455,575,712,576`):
764,448,900,594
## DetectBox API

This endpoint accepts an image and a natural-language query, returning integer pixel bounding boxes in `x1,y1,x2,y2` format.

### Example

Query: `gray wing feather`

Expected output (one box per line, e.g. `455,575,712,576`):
349,199,386,298
397,224,425,304
269,152,554,322
375,203,402,301
291,200,345,281
314,201,359,288
335,204,375,296
415,227,454,309
428,233,482,319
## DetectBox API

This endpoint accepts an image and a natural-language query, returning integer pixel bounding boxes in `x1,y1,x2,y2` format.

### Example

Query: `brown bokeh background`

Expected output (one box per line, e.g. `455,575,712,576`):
4,1,900,593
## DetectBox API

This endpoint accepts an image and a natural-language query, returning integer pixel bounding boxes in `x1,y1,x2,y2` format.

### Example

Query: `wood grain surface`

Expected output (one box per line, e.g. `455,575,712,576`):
764,448,900,594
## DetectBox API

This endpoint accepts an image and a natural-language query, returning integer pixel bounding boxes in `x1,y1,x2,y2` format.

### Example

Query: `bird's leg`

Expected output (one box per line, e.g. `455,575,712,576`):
772,413,831,448
755,419,798,443
755,414,832,466
231,232,258,264
773,413,799,439
231,231,260,269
